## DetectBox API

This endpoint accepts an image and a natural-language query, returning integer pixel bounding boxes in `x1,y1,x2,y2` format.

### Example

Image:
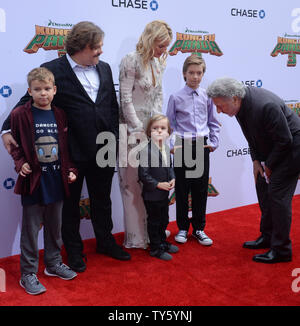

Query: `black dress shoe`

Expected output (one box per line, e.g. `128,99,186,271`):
253,249,292,264
243,235,270,249
68,253,87,272
97,245,131,261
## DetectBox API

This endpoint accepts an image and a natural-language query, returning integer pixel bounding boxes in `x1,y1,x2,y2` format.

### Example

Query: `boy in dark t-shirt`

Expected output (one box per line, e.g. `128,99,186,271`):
21,107,65,206
10,67,78,295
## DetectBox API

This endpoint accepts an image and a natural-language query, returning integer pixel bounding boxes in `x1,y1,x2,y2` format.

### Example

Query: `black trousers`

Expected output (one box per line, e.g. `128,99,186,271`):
144,198,169,251
62,160,116,256
174,138,210,232
256,133,300,256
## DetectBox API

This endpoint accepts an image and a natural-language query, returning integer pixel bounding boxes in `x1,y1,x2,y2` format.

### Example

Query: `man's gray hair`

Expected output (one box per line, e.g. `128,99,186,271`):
207,77,246,99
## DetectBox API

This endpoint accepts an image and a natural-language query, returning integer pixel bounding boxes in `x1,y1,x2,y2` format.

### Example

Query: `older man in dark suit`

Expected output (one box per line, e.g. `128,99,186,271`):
1,21,130,272
207,77,300,263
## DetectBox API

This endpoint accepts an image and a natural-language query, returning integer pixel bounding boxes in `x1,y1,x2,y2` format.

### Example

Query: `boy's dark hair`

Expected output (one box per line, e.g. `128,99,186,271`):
65,21,104,56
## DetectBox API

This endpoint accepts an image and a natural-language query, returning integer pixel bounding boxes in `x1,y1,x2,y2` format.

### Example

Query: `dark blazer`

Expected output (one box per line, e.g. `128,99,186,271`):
10,100,77,196
138,141,175,201
236,87,300,170
2,55,119,163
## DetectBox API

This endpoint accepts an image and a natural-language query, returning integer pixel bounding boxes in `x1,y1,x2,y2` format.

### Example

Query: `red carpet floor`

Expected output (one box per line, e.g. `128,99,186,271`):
0,195,300,306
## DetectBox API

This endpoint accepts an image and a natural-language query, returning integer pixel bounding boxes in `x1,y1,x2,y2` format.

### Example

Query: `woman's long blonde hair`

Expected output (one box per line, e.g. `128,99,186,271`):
136,20,173,67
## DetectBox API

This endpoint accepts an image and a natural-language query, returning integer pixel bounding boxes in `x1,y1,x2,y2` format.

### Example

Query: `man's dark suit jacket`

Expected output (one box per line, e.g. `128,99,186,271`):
236,86,300,171
138,141,175,201
2,55,119,163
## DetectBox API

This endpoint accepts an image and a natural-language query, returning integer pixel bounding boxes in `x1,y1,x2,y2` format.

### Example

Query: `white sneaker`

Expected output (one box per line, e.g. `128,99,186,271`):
174,230,188,243
192,230,213,246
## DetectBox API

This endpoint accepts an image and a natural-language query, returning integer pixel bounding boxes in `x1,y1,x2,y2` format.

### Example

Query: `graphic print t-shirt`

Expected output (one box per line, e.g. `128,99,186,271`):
22,106,64,206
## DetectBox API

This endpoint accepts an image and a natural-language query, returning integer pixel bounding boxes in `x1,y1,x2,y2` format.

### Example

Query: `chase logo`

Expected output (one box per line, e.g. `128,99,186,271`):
231,8,266,19
3,178,15,190
150,0,158,11
259,10,266,19
0,85,12,98
111,0,158,10
227,147,250,158
242,79,263,88
256,79,263,87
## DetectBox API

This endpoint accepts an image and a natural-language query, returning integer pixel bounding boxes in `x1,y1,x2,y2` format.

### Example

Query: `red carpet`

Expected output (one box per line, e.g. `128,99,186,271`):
0,195,300,306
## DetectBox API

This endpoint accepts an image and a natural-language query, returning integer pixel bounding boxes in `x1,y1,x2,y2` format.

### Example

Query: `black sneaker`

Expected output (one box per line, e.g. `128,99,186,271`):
150,249,172,261
67,253,87,273
192,230,213,246
97,245,131,261
163,242,179,253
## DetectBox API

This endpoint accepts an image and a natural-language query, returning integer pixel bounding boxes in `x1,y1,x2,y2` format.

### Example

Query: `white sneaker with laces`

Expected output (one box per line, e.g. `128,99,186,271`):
192,230,213,246
174,230,188,243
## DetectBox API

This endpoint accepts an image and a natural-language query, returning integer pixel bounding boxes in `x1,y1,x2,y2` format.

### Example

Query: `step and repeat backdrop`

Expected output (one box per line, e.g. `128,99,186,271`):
0,0,299,258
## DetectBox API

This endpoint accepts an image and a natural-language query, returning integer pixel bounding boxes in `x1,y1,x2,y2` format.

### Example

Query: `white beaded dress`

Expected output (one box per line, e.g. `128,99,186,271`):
118,51,166,248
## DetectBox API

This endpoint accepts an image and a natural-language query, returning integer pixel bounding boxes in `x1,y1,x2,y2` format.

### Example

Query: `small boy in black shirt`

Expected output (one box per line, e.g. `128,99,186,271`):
138,114,178,260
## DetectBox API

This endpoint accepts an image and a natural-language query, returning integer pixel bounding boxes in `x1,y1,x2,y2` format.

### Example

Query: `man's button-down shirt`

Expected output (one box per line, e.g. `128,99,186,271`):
166,84,220,149
66,54,100,102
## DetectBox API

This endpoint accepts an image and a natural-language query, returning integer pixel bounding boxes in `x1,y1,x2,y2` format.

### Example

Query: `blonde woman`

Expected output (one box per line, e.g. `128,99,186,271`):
118,20,173,249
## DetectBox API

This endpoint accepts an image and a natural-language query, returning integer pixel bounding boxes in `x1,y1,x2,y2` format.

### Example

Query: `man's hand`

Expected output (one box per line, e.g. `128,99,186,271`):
253,160,264,183
264,165,272,179
2,133,18,154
